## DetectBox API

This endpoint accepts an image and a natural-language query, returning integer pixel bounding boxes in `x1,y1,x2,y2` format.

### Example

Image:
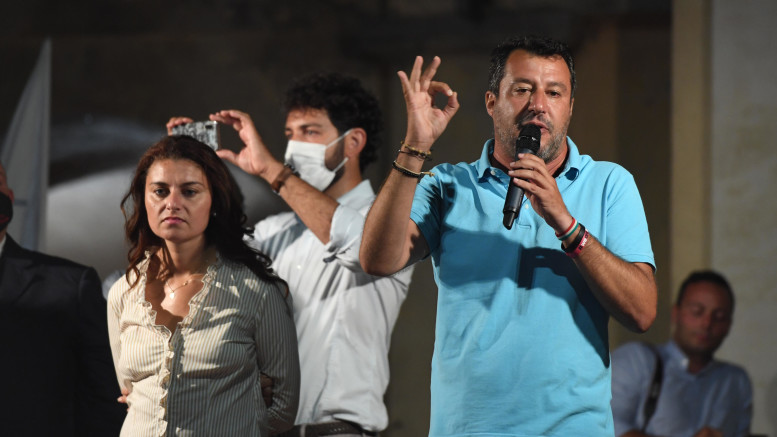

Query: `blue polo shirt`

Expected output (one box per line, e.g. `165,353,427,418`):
410,138,655,437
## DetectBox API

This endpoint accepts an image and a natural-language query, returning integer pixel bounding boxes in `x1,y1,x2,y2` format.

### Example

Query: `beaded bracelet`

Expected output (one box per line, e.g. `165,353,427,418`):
392,160,434,179
399,140,433,161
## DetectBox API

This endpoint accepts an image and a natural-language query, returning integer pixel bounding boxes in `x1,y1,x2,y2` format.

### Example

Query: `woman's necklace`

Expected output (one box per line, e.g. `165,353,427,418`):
164,270,205,300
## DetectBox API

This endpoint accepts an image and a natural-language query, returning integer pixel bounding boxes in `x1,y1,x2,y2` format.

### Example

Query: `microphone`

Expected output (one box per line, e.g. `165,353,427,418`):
502,124,541,230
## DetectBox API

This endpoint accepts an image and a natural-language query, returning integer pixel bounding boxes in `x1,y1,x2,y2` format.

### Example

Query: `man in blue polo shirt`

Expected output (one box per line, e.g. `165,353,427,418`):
360,35,658,436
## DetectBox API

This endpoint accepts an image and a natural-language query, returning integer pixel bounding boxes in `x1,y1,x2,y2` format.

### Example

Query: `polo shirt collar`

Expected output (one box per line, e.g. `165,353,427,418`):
559,137,582,181
476,137,582,182
475,139,498,180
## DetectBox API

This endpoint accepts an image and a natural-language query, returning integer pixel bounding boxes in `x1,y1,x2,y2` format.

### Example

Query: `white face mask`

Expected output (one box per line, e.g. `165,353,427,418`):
284,129,351,191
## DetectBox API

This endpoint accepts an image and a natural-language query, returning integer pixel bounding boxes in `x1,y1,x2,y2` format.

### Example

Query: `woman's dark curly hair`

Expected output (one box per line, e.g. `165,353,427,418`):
121,135,282,289
283,73,384,173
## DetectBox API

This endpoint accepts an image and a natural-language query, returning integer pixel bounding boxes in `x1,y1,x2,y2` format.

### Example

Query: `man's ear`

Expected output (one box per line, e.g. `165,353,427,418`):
485,91,496,117
345,128,367,159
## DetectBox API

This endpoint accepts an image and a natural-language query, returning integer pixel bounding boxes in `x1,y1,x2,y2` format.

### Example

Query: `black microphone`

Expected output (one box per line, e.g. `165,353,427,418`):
502,124,541,230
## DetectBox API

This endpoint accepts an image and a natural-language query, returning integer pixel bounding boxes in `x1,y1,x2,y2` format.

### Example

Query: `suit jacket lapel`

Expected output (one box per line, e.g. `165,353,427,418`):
0,236,40,310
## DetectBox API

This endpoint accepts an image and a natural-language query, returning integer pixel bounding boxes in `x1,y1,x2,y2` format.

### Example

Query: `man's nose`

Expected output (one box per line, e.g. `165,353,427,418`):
528,91,547,114
699,313,713,330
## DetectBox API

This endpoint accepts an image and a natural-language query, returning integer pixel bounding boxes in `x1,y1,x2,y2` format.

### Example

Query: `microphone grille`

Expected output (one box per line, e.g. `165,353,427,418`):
517,124,541,154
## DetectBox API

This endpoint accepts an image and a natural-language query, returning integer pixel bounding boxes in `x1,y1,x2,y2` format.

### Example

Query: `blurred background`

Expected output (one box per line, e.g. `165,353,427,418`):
2,0,776,435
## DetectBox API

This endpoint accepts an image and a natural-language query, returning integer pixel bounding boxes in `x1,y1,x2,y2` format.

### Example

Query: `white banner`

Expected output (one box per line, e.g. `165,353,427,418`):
0,39,51,250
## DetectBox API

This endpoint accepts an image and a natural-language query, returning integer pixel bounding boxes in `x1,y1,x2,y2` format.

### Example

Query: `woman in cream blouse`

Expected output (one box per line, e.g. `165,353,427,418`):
108,135,299,436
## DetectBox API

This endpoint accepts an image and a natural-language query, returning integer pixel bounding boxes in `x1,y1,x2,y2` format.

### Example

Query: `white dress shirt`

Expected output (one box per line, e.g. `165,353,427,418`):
108,254,300,437
252,179,413,432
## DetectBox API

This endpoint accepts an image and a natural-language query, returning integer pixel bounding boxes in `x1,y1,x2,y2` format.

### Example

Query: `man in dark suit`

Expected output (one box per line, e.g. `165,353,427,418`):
0,160,125,436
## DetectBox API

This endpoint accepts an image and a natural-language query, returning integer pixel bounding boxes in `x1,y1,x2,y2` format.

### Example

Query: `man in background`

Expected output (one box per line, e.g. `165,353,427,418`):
0,160,125,436
168,73,412,436
611,270,753,437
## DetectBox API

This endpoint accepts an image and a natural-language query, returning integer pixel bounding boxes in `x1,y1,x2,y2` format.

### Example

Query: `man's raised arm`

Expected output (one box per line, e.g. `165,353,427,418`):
360,56,459,276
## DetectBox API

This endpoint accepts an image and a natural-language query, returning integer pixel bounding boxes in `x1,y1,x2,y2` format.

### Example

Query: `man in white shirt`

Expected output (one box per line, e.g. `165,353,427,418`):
168,74,412,436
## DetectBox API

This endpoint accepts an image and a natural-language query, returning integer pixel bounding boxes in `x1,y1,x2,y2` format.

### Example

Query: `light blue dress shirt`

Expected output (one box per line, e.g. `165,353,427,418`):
612,341,753,437
253,180,412,431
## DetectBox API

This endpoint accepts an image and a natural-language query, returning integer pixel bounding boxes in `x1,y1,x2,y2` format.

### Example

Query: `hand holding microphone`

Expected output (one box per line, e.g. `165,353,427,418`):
503,124,541,230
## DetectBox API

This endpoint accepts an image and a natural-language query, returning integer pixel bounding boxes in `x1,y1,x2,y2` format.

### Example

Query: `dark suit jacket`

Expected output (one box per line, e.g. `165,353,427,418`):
0,235,125,436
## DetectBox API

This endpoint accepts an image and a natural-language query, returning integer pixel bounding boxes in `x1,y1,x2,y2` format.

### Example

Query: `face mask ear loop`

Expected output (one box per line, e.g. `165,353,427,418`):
331,157,349,173
325,128,353,150
326,128,352,174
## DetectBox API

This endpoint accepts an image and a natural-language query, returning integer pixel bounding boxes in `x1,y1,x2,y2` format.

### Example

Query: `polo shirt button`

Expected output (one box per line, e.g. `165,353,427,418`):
490,170,496,176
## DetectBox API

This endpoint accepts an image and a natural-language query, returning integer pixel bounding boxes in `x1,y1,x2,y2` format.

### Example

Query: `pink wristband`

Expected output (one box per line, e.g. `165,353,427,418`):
566,229,590,258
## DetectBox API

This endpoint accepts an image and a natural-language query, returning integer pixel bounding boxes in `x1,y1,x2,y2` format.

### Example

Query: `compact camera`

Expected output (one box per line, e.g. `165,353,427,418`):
171,121,221,150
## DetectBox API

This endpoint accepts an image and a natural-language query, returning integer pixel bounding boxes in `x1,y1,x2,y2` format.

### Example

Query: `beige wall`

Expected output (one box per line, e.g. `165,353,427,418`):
709,0,777,434
672,0,777,434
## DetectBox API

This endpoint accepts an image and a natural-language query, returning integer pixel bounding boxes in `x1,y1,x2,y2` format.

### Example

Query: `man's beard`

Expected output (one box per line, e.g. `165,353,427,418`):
495,115,569,163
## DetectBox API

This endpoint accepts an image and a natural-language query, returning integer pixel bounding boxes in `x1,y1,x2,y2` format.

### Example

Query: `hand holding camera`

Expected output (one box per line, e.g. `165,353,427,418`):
208,109,284,183
168,117,221,150
166,111,284,184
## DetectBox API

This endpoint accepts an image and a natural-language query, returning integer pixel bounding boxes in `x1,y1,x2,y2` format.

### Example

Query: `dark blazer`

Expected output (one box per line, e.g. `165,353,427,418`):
0,235,125,436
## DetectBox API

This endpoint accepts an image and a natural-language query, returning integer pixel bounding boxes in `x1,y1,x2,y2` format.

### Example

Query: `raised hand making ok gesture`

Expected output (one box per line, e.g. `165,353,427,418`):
398,56,460,151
